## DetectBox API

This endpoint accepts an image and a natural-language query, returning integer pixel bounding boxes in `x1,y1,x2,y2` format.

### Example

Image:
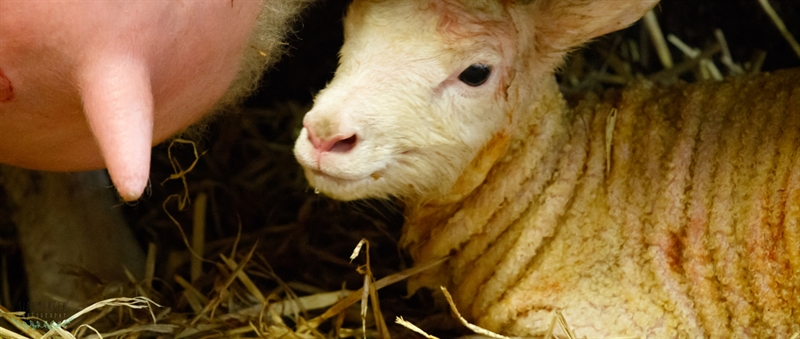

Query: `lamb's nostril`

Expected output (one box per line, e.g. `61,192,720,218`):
304,117,358,153
330,135,357,153
307,129,323,149
307,129,358,153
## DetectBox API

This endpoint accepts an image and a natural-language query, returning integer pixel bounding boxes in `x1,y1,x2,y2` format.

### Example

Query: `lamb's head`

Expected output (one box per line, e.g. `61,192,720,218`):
294,0,519,201
294,0,658,202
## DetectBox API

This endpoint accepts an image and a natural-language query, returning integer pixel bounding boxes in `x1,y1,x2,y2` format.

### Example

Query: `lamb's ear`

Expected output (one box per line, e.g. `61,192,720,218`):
529,0,659,54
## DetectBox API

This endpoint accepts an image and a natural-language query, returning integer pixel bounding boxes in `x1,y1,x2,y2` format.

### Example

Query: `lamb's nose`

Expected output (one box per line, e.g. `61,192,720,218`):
306,125,357,153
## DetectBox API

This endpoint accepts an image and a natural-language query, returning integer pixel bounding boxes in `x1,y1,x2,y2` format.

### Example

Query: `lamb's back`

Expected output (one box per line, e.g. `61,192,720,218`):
471,69,800,337
576,68,799,337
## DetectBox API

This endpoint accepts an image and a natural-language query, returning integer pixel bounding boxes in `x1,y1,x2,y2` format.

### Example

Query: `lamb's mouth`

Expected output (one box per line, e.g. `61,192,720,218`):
310,169,385,183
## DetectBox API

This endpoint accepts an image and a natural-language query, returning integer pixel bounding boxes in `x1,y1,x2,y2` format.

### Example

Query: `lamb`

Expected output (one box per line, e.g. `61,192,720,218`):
293,0,800,337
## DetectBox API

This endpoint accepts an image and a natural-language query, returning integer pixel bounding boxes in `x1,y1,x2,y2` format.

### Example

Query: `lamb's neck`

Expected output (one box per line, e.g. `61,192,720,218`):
400,76,581,289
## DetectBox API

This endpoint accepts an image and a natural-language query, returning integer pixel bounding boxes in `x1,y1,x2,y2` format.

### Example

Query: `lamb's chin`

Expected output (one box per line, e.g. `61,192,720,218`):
304,167,390,201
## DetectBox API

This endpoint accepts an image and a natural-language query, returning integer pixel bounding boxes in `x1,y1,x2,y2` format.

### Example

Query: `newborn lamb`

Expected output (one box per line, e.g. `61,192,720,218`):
294,0,800,337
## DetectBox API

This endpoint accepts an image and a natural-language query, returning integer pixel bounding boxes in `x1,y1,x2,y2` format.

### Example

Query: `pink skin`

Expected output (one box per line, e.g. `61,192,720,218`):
303,119,358,166
0,0,261,200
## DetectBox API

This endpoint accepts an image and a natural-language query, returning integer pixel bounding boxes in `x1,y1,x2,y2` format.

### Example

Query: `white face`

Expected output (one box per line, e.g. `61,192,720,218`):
293,1,514,201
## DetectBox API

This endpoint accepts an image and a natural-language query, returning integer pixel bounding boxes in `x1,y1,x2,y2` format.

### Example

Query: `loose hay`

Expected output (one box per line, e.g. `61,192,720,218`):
0,297,164,339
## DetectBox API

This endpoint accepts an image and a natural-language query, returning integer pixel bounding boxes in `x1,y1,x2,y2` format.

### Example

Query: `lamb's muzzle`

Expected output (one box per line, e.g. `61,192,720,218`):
293,0,800,337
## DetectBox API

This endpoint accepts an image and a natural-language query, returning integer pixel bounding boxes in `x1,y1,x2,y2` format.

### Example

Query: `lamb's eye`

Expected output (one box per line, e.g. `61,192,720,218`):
458,64,492,87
